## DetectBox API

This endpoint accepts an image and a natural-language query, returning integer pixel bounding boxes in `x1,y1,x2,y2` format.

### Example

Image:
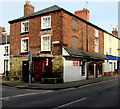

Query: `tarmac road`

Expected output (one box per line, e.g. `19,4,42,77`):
2,77,120,108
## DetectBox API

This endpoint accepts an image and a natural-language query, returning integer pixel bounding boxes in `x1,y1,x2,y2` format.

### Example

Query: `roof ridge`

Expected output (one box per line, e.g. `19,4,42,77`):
8,5,62,23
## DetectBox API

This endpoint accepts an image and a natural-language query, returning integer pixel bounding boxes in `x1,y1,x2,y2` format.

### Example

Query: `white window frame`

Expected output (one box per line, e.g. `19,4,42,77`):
94,42,99,53
109,35,112,43
41,16,51,30
5,46,9,55
109,48,112,55
41,35,51,52
21,37,29,53
21,21,29,33
95,29,99,38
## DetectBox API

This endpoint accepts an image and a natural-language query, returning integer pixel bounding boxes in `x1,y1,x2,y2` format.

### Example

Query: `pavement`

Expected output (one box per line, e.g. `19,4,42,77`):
1,75,119,90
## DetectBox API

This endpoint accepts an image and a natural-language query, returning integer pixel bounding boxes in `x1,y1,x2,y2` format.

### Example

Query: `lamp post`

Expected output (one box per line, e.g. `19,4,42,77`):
28,51,32,84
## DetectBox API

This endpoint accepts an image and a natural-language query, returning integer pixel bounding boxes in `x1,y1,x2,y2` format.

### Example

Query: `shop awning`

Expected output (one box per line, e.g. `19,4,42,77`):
63,48,109,60
106,55,120,61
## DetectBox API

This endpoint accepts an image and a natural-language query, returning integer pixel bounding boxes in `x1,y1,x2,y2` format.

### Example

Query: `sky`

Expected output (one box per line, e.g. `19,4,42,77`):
0,0,119,35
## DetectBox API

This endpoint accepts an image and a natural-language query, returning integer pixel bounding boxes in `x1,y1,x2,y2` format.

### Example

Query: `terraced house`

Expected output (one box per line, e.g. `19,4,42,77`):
104,29,120,75
9,1,112,83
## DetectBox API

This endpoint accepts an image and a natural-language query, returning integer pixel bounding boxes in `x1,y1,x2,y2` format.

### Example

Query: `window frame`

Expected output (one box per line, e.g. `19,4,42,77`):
109,35,112,43
41,35,51,52
21,21,29,33
95,29,99,38
94,42,99,53
72,18,79,31
41,16,51,30
21,37,29,53
5,46,9,55
109,48,112,55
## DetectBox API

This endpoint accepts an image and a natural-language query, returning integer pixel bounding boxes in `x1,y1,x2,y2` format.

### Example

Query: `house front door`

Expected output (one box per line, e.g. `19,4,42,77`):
22,61,29,82
33,57,52,81
34,59,45,81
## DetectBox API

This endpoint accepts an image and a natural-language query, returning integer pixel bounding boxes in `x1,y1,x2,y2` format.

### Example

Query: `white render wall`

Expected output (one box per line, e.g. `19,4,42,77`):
0,44,10,74
63,57,87,82
104,60,117,72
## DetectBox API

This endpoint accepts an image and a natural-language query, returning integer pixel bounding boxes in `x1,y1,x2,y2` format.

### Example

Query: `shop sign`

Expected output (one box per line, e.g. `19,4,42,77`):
73,61,79,66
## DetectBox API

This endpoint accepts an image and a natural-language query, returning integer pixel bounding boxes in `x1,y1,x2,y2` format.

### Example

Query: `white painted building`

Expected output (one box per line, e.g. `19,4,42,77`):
104,32,120,74
62,48,87,82
0,36,10,75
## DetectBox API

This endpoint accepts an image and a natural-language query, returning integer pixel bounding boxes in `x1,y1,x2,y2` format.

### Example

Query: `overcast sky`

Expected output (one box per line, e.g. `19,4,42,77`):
0,0,118,35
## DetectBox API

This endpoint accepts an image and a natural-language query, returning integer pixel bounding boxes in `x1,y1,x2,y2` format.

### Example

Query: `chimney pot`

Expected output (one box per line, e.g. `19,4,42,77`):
112,27,118,36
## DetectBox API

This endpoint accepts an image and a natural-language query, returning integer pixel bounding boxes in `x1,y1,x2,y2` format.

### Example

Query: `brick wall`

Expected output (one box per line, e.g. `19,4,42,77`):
62,11,104,54
10,11,63,57
10,10,104,58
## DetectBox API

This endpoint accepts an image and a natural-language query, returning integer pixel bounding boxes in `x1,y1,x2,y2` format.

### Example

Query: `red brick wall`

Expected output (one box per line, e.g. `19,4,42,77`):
10,10,104,58
62,11,104,54
10,11,63,57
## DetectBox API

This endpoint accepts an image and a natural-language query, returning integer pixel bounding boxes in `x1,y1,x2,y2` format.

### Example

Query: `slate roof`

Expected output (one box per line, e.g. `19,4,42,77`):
64,48,109,60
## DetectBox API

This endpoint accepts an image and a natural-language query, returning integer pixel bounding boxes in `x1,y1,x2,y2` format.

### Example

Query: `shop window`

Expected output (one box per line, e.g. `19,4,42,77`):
81,61,85,76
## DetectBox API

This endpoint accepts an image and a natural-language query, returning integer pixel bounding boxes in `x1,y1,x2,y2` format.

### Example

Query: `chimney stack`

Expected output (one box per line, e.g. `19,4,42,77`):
112,28,118,36
24,0,34,16
0,27,6,37
74,8,90,21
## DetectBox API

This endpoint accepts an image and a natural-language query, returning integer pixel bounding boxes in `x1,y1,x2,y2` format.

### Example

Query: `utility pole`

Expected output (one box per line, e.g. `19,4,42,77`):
28,51,32,84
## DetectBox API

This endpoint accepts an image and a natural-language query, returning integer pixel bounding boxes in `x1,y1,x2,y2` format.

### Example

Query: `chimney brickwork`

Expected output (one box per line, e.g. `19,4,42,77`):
24,0,34,16
112,28,118,36
74,8,90,21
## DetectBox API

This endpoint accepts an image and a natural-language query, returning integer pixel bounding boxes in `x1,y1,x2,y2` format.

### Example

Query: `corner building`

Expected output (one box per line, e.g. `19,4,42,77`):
9,1,108,83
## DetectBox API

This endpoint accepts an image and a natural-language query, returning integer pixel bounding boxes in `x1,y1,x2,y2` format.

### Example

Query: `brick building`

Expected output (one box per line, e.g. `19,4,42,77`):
9,1,108,83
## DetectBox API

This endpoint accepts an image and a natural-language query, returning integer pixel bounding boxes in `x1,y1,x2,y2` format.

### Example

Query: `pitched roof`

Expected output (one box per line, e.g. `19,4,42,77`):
8,5,62,23
8,5,119,39
64,48,109,60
